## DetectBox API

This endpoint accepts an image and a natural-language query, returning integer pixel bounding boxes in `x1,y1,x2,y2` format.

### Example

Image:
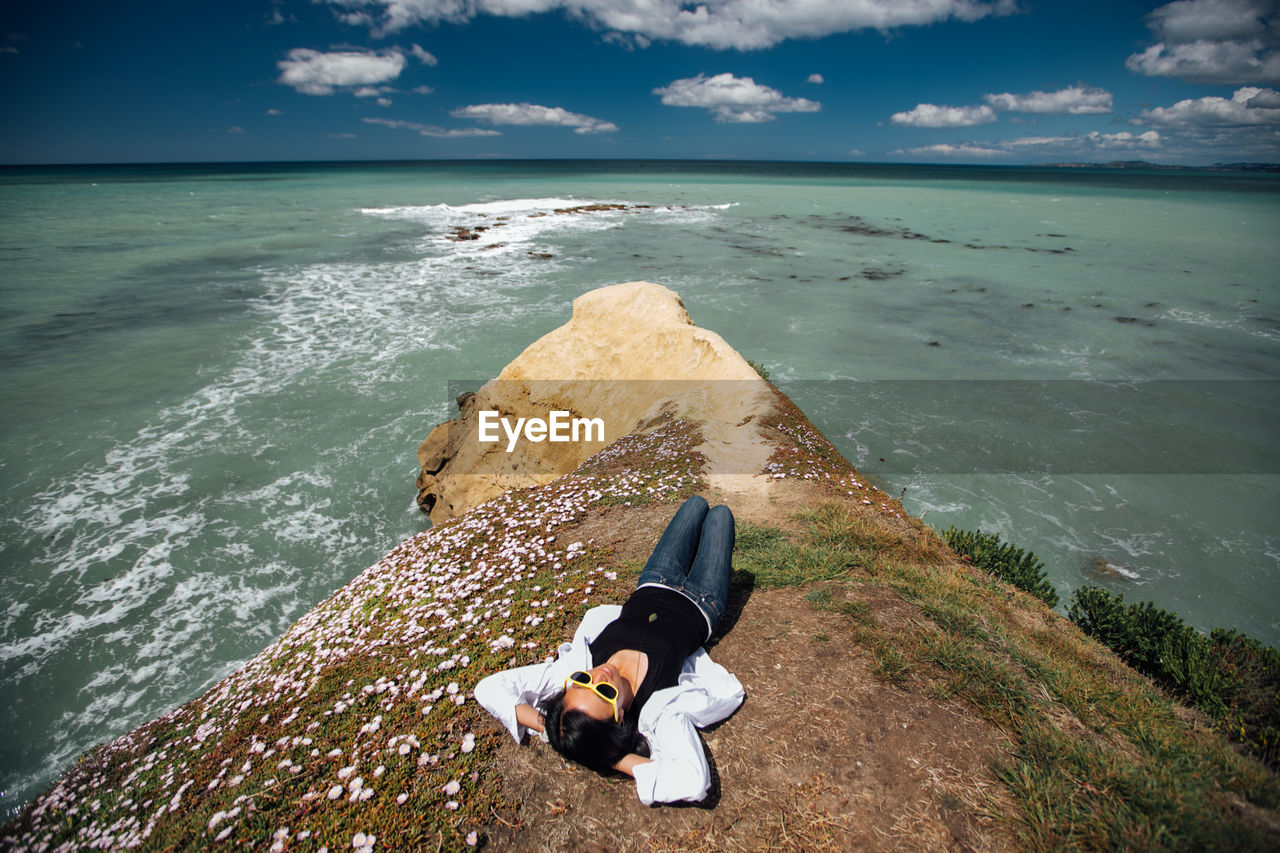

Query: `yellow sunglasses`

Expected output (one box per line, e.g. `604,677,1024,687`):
564,670,621,722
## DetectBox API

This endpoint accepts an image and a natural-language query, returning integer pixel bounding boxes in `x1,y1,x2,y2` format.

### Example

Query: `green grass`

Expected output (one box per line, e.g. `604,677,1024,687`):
730,501,1280,850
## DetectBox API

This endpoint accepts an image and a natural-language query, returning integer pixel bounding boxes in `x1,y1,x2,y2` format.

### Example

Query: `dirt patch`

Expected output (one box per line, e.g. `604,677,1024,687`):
555,500,687,568
479,586,1017,851
702,476,830,536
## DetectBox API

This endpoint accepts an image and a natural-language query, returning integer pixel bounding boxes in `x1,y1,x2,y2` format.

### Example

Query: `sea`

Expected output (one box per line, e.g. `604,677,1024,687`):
1,160,1277,813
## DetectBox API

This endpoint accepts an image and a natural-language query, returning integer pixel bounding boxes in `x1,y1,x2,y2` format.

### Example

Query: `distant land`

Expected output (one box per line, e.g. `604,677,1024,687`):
1048,160,1280,173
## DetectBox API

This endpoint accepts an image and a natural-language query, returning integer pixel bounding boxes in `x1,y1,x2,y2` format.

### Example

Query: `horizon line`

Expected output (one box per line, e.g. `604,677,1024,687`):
3,156,1277,171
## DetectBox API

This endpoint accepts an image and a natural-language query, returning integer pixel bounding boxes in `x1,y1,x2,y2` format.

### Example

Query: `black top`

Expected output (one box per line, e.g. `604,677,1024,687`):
589,586,707,717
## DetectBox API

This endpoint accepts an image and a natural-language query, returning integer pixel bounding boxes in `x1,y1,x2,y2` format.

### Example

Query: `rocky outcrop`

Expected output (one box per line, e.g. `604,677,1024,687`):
415,281,772,524
11,283,1274,853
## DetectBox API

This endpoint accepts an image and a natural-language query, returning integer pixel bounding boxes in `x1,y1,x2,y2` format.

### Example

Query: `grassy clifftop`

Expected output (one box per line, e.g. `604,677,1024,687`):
4,389,1278,851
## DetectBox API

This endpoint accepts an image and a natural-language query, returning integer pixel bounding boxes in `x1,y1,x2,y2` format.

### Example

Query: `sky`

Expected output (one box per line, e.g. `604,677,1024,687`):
2,0,1279,165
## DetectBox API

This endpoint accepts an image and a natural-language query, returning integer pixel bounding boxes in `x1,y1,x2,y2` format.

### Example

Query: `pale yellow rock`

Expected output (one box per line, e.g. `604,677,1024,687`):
417,281,774,524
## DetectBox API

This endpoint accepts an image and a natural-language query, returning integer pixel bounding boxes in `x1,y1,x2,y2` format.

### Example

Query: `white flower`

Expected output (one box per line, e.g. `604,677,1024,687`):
442,779,460,796
328,785,344,800
460,734,475,754
466,831,478,846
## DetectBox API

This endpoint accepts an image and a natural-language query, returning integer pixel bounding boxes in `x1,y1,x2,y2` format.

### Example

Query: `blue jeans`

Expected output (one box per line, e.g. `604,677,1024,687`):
636,495,734,634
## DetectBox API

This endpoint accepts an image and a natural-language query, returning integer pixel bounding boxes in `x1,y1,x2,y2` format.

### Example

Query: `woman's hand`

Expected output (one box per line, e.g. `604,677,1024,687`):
515,703,544,734
613,753,652,778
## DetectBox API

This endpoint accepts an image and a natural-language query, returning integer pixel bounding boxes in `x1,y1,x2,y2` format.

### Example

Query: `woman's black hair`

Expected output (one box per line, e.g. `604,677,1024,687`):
540,692,650,775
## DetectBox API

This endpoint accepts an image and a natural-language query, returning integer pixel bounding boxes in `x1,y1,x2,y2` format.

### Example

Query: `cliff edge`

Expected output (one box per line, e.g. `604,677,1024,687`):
4,284,1277,852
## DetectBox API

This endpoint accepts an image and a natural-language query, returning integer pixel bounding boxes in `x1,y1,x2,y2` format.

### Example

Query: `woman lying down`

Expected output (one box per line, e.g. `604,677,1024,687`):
475,495,745,805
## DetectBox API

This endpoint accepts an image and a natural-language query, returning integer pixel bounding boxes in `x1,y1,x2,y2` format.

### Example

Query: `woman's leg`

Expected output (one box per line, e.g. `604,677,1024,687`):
636,495,708,589
679,505,734,632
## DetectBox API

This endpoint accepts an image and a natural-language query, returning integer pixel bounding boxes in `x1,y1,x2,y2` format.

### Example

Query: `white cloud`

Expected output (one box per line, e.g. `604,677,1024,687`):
277,44,436,95
1127,86,1280,160
410,43,438,65
1247,87,1280,107
899,143,1006,158
808,73,825,84
653,73,820,123
890,102,997,127
1004,131,1162,150
899,130,1163,160
318,0,1017,49
983,85,1113,115
277,48,408,95
1126,0,1279,85
449,102,619,133
1127,39,1280,85
1145,0,1272,43
1136,86,1280,126
362,117,501,137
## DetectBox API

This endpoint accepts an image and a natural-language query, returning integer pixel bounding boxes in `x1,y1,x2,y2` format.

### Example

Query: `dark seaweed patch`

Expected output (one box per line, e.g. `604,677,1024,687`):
859,267,907,282
824,215,950,243
964,243,1075,254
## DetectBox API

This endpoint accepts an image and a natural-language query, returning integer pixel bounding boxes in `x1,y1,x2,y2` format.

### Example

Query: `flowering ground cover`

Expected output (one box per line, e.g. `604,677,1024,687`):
1,417,703,851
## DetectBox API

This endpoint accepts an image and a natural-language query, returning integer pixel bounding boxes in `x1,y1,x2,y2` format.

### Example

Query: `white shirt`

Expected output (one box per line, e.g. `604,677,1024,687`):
474,604,745,806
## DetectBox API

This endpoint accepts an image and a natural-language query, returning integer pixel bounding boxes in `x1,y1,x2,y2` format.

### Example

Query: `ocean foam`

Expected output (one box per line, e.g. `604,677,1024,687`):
361,196,732,260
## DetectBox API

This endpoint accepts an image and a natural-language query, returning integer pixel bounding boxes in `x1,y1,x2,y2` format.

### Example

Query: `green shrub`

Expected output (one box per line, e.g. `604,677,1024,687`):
746,359,771,381
941,527,1059,607
1068,586,1279,768
1209,627,1280,767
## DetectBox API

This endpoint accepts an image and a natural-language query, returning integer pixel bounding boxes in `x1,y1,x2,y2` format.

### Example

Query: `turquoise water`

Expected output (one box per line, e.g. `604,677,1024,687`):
1,161,1277,811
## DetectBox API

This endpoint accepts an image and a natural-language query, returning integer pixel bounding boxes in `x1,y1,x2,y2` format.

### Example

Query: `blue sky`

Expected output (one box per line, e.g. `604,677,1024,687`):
3,0,1278,164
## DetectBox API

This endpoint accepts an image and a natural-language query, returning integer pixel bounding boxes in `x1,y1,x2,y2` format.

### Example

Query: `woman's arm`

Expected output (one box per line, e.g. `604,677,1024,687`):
613,753,652,778
514,703,544,734
475,664,560,742
630,712,711,804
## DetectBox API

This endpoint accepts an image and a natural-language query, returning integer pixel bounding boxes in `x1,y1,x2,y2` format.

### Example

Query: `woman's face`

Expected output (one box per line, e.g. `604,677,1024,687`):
563,662,634,721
